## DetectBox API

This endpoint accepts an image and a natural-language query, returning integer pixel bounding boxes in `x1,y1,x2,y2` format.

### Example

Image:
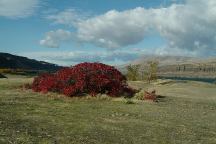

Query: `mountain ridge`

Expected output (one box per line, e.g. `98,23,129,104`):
130,55,216,66
119,55,216,78
0,52,62,71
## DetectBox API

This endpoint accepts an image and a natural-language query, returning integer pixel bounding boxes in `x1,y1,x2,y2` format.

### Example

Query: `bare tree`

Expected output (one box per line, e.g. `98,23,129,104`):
146,61,159,83
126,64,140,81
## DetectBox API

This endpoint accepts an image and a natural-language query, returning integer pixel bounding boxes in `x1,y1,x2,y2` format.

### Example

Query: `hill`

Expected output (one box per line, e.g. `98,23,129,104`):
0,73,7,78
131,55,198,66
0,52,62,71
122,55,216,78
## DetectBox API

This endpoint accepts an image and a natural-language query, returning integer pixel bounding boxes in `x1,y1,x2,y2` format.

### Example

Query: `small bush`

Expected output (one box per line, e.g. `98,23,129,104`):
144,90,157,101
32,62,136,97
134,90,145,100
135,89,158,102
124,98,135,104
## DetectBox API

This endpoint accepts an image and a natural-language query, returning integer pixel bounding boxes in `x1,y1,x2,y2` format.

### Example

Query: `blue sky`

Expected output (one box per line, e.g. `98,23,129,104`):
0,0,216,66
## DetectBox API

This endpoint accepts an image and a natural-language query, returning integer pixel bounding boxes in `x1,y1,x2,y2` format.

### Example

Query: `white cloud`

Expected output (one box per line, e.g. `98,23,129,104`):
0,0,40,18
76,8,152,49
41,0,216,57
40,29,73,48
42,8,152,49
152,0,216,52
75,0,216,52
45,8,91,27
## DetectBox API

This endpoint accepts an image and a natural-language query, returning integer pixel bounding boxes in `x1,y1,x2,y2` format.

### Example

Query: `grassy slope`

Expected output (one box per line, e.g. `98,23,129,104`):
0,77,216,144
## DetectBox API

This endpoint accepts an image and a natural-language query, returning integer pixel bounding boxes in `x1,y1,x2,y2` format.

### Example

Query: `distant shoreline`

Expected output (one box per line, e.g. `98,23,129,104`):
159,76,216,84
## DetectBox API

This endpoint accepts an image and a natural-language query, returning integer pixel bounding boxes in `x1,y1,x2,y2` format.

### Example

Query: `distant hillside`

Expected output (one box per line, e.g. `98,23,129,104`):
0,52,62,71
0,73,7,78
122,55,216,78
131,55,198,66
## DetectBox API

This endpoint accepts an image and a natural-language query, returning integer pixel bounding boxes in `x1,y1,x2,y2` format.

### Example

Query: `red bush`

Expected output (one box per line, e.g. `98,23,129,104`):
144,90,157,101
32,62,135,97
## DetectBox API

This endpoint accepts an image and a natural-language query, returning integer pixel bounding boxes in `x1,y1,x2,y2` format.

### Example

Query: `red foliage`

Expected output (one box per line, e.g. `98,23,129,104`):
144,90,157,101
32,62,135,97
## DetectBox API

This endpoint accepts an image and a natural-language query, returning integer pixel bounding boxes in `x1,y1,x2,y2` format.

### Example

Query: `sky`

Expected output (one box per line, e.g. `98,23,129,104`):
0,0,216,66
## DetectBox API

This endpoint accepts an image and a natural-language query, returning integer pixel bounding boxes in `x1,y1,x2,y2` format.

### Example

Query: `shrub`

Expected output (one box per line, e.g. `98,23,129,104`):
135,89,158,102
144,90,157,101
134,90,145,100
124,98,135,104
32,62,136,97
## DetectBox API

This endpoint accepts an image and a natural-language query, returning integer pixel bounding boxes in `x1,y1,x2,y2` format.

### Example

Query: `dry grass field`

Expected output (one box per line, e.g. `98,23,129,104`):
0,76,216,144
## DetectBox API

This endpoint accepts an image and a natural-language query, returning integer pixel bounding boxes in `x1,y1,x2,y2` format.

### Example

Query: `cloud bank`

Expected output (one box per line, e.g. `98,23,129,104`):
41,0,216,56
0,0,40,18
21,51,140,66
